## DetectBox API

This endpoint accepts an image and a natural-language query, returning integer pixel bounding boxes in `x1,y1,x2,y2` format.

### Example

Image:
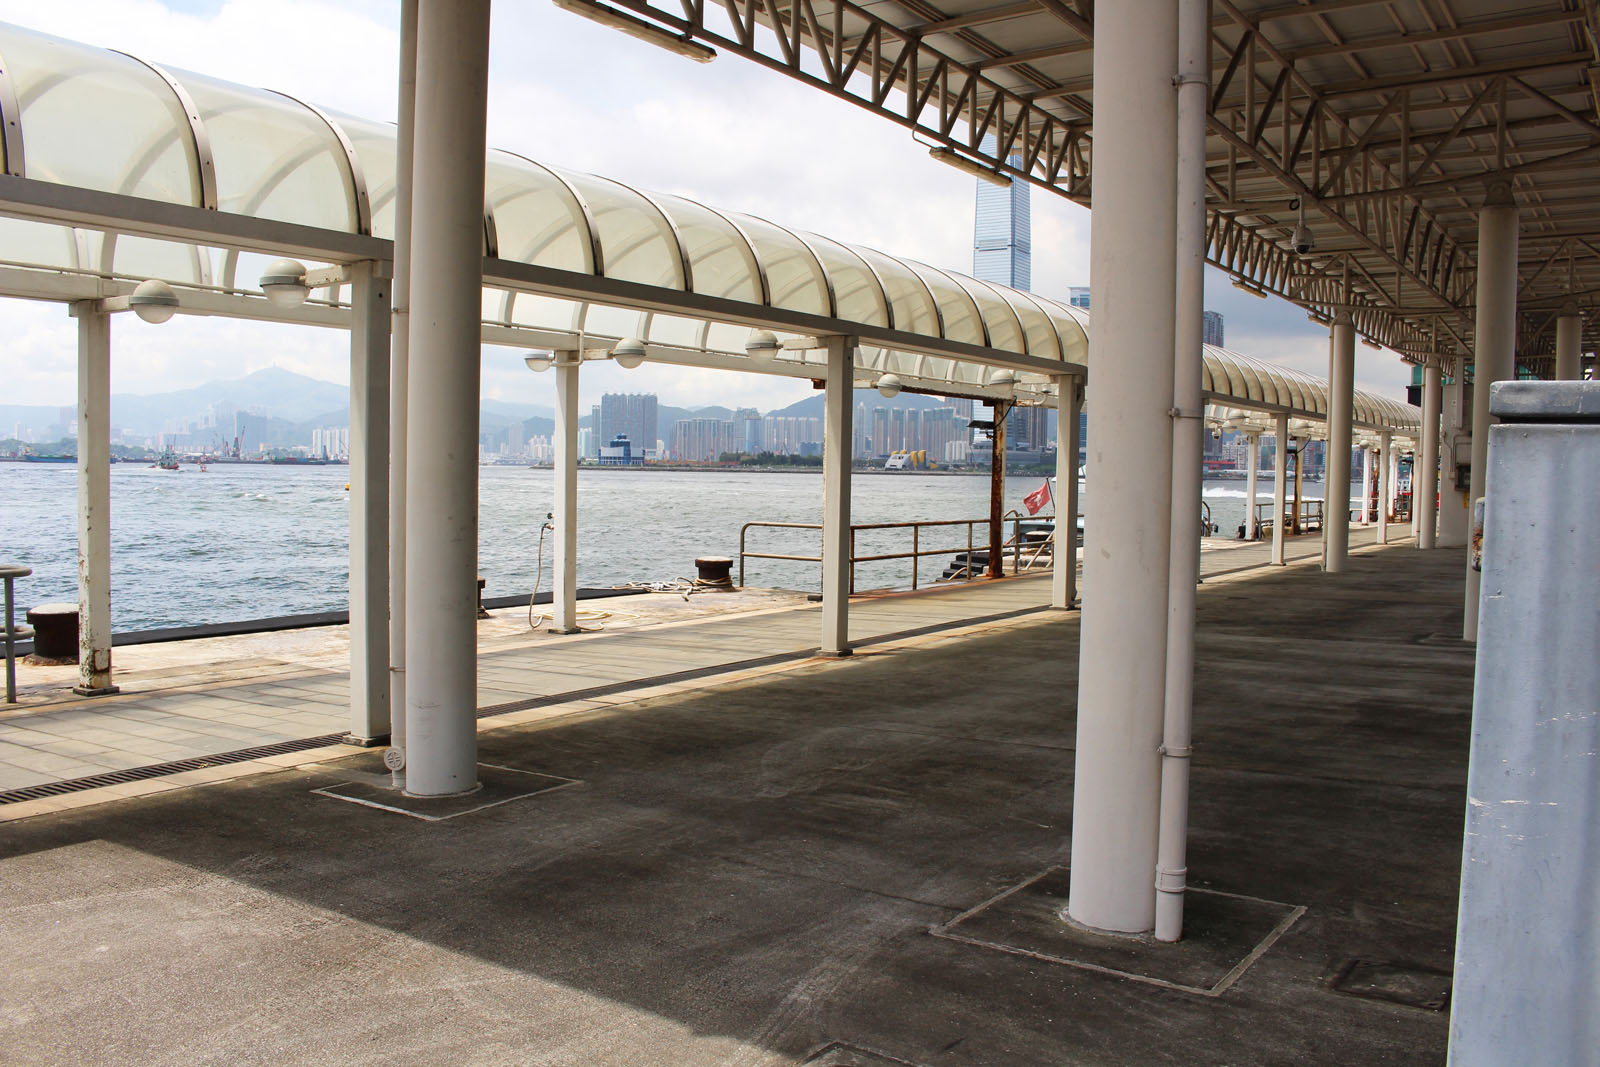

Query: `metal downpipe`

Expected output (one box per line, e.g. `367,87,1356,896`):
1154,0,1207,943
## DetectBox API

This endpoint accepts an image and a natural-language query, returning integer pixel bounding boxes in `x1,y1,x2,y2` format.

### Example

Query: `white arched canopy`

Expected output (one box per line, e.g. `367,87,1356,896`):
0,20,1418,433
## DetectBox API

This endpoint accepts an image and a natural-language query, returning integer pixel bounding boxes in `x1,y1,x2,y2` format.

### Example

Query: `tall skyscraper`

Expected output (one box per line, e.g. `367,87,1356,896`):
1202,310,1225,347
972,136,1031,290
599,394,658,460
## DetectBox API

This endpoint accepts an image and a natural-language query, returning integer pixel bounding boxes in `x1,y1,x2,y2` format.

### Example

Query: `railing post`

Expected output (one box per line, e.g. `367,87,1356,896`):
912,525,920,590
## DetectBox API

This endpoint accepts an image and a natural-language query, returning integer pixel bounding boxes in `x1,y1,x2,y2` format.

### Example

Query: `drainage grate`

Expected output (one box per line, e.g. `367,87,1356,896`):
1330,958,1452,1011
0,733,346,805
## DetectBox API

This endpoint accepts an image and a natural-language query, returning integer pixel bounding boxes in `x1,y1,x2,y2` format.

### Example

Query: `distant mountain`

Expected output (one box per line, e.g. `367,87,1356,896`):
4,367,559,442
771,390,955,419
483,398,555,420
110,367,351,432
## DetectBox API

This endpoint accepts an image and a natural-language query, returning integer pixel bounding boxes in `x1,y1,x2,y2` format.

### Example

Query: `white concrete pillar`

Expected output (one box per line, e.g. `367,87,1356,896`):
1051,374,1081,609
1359,445,1373,525
72,305,116,696
1377,432,1392,545
1068,0,1178,936
387,0,417,783
1418,363,1442,549
1554,307,1581,381
348,261,391,742
820,335,855,656
1324,315,1355,571
550,353,580,634
1244,432,1260,539
1272,414,1288,565
403,0,491,797
1439,357,1470,548
1464,187,1518,639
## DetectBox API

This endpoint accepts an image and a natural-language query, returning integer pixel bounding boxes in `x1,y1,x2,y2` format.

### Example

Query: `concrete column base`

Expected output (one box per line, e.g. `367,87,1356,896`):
341,732,391,748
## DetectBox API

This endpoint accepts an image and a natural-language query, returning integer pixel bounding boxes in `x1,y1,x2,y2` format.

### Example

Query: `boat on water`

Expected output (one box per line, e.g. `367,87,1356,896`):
153,449,180,471
269,455,329,466
20,453,75,463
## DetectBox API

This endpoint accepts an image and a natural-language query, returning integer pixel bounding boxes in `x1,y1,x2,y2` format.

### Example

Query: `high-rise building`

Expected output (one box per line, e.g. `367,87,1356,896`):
1067,287,1090,309
670,417,740,462
972,136,1031,290
234,412,269,455
599,394,657,462
943,396,975,422
1202,310,1225,347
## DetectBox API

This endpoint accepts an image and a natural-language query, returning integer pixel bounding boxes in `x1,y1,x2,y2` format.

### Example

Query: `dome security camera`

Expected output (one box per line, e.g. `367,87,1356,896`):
1291,223,1315,256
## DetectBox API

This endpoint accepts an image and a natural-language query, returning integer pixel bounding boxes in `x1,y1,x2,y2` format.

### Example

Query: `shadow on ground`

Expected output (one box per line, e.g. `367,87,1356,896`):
0,548,1473,1066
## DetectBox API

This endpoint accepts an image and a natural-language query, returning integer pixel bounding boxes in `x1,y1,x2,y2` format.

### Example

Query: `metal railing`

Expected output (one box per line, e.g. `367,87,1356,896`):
1252,499,1326,535
738,513,1058,592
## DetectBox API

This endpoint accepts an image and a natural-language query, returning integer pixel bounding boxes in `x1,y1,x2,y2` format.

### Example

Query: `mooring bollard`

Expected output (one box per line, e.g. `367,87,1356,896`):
694,556,734,589
26,603,79,664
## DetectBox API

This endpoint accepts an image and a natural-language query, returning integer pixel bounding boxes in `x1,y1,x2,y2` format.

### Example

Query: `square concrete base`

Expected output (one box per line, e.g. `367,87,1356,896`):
931,866,1304,996
312,762,578,821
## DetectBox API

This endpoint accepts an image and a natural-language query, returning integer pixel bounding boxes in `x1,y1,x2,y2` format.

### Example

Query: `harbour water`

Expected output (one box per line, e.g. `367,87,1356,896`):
0,464,1325,632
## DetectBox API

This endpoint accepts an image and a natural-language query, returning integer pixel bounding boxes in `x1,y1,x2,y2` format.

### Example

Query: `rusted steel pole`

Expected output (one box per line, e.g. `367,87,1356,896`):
988,400,1010,577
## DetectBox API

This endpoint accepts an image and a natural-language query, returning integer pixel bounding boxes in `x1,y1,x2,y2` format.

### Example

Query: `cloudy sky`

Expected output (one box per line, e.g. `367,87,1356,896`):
0,0,1412,416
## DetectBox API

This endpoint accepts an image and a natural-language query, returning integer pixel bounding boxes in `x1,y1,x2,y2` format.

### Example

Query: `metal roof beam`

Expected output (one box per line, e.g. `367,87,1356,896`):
1317,52,1592,98
1282,10,1586,64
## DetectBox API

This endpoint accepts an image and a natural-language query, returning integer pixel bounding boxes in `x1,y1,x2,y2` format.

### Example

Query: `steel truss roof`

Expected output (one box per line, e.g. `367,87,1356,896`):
589,0,1600,374
0,20,1414,432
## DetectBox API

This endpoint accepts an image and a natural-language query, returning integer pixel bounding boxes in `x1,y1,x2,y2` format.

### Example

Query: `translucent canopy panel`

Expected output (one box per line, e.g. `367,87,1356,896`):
553,168,683,290
729,213,829,317
176,72,360,233
328,111,400,241
1202,347,1418,432
901,261,987,347
799,233,889,328
485,152,592,275
0,25,200,205
854,246,940,338
652,194,761,305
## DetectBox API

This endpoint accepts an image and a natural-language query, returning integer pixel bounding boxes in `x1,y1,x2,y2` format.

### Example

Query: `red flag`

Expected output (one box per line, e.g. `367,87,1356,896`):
1023,479,1052,515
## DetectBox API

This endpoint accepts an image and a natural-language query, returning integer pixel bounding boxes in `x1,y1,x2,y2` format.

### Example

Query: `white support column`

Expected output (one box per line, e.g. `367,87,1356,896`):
72,305,116,696
1408,441,1420,540
1377,432,1392,545
1464,186,1518,640
1418,363,1442,549
1324,315,1355,571
348,261,391,742
1154,0,1207,942
1439,357,1470,548
403,0,491,797
820,335,854,656
550,352,580,634
1068,0,1178,936
1554,306,1581,381
1272,414,1288,565
1052,374,1081,609
1359,445,1373,525
386,0,417,785
1244,432,1260,539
